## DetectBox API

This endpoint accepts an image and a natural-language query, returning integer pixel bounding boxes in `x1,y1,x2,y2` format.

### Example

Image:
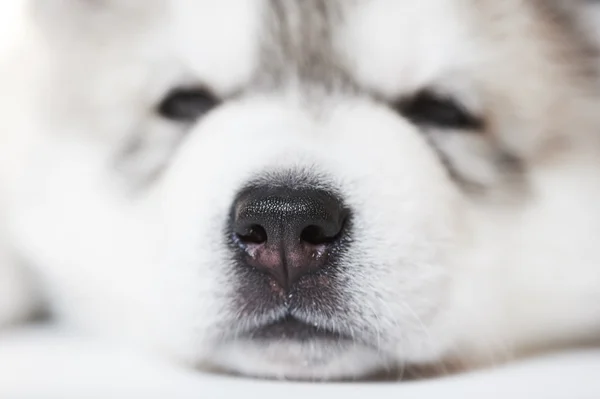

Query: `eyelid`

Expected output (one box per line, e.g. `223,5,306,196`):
395,90,484,131
157,87,220,122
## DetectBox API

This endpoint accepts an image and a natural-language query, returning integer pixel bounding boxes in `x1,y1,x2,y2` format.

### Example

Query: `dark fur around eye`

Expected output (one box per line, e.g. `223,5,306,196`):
157,88,219,122
396,90,484,131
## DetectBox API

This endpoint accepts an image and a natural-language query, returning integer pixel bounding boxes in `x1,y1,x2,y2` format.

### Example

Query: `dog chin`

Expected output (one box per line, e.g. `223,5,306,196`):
207,339,390,381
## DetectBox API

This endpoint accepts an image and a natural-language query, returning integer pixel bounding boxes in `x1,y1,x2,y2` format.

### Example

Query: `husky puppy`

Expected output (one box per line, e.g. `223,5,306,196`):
1,0,600,381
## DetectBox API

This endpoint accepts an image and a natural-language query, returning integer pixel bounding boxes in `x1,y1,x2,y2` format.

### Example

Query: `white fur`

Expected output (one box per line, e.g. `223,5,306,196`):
1,0,600,381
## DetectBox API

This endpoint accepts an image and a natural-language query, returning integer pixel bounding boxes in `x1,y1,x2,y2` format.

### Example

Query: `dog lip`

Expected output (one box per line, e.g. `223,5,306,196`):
243,315,349,342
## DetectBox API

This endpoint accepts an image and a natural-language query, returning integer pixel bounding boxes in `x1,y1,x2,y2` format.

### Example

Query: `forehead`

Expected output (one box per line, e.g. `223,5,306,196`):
169,0,477,96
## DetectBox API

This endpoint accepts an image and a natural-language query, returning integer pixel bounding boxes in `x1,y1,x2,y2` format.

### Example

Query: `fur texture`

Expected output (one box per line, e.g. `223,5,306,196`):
1,0,600,381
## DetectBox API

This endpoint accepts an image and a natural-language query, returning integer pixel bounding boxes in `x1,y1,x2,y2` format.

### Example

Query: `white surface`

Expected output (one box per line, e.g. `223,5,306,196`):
1,326,600,399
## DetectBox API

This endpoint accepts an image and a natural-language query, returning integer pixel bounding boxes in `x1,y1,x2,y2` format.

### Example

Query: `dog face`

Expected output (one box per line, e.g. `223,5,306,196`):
5,0,600,380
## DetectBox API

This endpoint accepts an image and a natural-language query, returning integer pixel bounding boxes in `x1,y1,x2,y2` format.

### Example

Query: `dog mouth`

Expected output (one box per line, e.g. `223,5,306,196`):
210,313,391,381
244,315,349,342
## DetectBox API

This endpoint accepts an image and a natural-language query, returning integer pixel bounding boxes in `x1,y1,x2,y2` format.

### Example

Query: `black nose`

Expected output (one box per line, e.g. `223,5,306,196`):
231,186,349,290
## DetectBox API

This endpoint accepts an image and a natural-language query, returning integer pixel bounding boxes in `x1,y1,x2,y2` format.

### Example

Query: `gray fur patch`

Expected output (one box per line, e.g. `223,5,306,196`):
255,0,357,95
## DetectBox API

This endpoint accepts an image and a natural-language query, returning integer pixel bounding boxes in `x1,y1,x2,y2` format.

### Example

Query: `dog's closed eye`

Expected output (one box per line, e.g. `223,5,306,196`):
157,87,220,122
395,90,484,131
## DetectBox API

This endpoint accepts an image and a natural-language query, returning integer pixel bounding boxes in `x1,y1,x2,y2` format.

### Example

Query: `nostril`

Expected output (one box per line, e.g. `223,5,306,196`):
300,225,329,245
236,224,268,244
300,223,343,246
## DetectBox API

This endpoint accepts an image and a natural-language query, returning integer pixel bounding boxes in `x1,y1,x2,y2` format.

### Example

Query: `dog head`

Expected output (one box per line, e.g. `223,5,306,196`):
5,0,600,380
